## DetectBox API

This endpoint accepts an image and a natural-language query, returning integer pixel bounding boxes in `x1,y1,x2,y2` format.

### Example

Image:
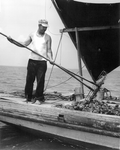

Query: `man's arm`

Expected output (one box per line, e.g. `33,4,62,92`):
20,35,32,47
47,35,53,61
7,34,32,47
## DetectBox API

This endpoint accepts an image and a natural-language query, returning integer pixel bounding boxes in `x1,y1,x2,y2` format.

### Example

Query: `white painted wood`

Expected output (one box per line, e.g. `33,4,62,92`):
0,115,119,149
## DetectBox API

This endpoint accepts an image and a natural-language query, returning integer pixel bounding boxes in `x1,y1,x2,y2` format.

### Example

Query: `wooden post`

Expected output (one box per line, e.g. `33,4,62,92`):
75,27,84,98
60,27,85,98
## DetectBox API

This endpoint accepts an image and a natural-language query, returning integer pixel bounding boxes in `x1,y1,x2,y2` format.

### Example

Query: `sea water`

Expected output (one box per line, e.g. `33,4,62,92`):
0,66,120,150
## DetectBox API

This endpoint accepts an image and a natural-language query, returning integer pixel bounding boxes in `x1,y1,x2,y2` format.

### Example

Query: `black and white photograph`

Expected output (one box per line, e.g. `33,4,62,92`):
0,0,120,150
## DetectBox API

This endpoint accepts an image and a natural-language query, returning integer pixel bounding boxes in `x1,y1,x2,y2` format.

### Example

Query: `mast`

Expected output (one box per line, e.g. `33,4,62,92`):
60,27,84,98
75,27,84,98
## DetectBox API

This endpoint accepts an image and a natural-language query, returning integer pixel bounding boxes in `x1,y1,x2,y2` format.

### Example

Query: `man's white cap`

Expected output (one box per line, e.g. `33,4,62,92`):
38,19,48,27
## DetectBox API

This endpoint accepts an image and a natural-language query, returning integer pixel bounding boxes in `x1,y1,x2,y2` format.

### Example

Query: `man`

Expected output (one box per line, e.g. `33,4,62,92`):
8,19,53,104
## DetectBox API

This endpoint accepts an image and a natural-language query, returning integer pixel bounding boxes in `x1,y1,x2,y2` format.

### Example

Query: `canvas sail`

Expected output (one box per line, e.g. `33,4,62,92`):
52,0,120,81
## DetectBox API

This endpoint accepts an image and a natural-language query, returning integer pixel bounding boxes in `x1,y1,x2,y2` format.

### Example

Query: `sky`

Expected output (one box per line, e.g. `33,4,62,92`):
0,0,119,70
0,0,79,69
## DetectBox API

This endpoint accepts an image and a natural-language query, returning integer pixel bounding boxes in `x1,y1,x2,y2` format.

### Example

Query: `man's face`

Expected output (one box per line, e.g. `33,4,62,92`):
38,24,47,34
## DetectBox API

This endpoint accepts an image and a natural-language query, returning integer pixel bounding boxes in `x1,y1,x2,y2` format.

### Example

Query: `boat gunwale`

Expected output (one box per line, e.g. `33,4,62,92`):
0,111,119,138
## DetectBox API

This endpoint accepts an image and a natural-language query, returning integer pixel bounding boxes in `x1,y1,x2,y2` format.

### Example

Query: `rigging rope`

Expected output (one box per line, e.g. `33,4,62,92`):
44,32,63,91
46,66,86,90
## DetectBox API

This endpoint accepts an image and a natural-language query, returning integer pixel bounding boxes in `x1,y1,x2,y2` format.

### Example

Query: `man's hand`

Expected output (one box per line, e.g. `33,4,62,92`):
49,59,54,65
7,36,14,43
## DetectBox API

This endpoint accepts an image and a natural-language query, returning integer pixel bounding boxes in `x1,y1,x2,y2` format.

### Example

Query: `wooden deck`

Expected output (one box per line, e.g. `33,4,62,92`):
0,93,120,149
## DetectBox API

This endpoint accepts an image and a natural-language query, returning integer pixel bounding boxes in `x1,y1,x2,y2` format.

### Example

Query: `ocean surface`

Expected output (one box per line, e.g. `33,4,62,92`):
0,65,120,150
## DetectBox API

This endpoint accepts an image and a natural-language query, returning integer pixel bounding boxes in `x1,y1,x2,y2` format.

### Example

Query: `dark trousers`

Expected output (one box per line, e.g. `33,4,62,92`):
25,59,47,99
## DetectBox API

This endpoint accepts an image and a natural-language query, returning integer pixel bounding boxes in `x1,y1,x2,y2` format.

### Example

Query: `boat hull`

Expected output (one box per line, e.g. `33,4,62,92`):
0,114,119,149
0,94,120,149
